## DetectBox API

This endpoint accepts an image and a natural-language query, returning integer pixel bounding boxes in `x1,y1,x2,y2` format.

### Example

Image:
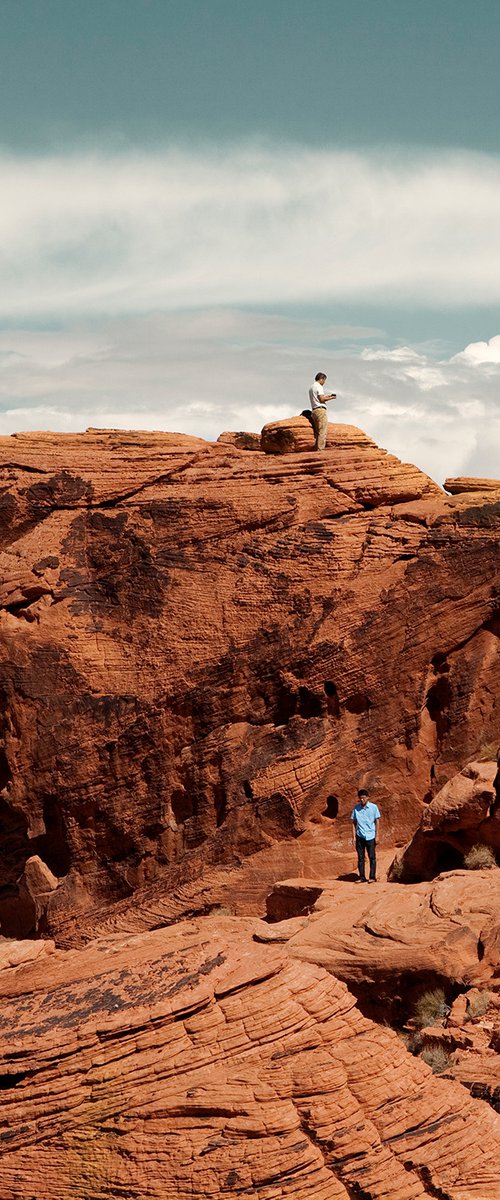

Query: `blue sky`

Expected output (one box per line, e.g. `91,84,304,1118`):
1,0,499,481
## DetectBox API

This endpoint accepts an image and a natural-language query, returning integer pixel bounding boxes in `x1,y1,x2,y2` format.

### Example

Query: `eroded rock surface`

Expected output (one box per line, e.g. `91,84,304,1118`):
0,428,498,934
391,759,500,881
1,917,500,1199
259,869,500,1017
444,477,500,494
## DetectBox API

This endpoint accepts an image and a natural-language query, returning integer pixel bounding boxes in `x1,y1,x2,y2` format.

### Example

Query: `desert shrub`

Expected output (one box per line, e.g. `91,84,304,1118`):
466,990,492,1020
463,844,497,871
389,856,405,881
413,987,448,1028
477,741,499,762
420,1044,451,1074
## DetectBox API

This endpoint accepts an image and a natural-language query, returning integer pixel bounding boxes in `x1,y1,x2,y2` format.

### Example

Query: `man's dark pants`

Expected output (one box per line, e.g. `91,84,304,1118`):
356,834,376,881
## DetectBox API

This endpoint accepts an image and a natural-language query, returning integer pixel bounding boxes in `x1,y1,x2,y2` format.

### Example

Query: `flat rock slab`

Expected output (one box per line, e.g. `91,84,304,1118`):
261,869,500,991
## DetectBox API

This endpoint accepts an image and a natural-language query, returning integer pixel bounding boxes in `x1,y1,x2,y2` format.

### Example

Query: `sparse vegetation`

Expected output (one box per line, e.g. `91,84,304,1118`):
420,1044,451,1074
389,856,405,881
413,987,448,1029
463,844,497,871
466,990,491,1020
476,741,499,762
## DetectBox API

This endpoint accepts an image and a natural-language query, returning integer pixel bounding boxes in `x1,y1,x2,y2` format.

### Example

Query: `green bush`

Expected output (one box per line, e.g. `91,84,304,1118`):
463,844,497,871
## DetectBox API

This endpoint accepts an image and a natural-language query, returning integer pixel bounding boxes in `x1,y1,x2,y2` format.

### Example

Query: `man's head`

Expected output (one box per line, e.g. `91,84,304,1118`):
315,372,327,383
357,788,369,806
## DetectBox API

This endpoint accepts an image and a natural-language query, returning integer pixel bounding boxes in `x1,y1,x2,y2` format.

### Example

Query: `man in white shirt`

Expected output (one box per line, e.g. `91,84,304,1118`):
308,372,336,450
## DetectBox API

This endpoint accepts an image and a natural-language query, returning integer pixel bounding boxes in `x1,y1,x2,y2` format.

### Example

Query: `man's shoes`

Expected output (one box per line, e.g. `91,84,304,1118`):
356,877,368,883
368,878,377,883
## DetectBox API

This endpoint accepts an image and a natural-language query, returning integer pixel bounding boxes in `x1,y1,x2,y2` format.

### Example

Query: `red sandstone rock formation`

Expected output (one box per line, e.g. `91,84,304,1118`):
217,430,261,449
260,867,500,996
444,477,500,494
0,426,498,935
390,758,500,881
1,917,500,1199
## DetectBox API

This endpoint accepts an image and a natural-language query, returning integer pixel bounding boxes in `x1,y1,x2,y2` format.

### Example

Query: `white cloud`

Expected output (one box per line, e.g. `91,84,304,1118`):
0,143,499,484
454,334,500,364
0,309,499,485
0,145,500,317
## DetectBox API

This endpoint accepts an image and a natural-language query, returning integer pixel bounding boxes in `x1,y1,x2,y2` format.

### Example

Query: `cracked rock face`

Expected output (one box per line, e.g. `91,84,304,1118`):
0,427,498,934
1,917,500,1199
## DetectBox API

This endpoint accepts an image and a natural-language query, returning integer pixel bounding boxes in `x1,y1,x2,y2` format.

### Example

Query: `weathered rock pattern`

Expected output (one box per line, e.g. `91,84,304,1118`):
444,477,500,495
391,759,500,881
217,430,261,450
0,425,498,934
258,868,500,1019
1,916,500,1199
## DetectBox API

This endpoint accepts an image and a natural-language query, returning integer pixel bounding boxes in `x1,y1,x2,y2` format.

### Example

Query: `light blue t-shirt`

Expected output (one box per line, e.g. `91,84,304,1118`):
351,801,380,840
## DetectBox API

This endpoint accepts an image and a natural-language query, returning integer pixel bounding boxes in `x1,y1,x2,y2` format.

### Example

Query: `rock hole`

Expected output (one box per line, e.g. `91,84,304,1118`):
422,763,436,804
323,680,340,718
425,677,452,739
171,788,193,825
0,1071,32,1090
214,785,227,828
35,795,71,876
322,795,339,819
431,652,450,674
243,780,253,799
0,748,12,792
297,686,323,718
273,684,297,725
345,693,371,715
434,842,464,873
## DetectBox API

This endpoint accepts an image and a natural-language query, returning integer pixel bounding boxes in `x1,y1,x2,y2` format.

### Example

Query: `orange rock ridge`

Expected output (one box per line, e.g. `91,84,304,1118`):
0,423,498,936
0,420,499,1198
0,917,499,1199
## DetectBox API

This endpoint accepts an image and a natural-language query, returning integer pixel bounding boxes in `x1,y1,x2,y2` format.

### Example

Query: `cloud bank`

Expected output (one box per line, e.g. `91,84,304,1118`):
1,311,499,485
1,145,500,317
0,143,499,483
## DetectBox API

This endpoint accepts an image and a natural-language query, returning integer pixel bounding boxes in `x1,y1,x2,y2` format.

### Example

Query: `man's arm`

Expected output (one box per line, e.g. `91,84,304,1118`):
352,817,357,845
323,393,336,402
374,817,379,843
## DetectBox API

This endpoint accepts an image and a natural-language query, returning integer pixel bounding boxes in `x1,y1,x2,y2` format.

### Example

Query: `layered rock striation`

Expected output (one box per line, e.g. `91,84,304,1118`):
1,917,500,1199
0,425,498,935
391,758,500,881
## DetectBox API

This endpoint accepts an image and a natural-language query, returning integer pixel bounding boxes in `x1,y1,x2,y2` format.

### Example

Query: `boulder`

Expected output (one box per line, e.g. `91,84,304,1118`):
444,477,500,494
390,760,500,882
217,430,261,450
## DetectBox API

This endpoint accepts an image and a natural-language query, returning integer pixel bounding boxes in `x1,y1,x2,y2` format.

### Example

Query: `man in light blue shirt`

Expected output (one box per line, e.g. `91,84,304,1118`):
351,788,380,882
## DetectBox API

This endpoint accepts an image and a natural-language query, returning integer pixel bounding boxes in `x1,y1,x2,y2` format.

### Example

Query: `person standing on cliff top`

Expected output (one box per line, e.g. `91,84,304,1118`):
352,788,380,882
308,372,336,451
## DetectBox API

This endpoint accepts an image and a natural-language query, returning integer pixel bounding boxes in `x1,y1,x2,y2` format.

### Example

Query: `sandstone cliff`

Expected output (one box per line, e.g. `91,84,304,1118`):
0,423,498,936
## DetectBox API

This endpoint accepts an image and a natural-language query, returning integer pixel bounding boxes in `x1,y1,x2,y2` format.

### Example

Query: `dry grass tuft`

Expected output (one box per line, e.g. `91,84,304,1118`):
420,1044,451,1074
463,844,497,871
476,741,499,762
413,987,448,1029
466,990,492,1020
